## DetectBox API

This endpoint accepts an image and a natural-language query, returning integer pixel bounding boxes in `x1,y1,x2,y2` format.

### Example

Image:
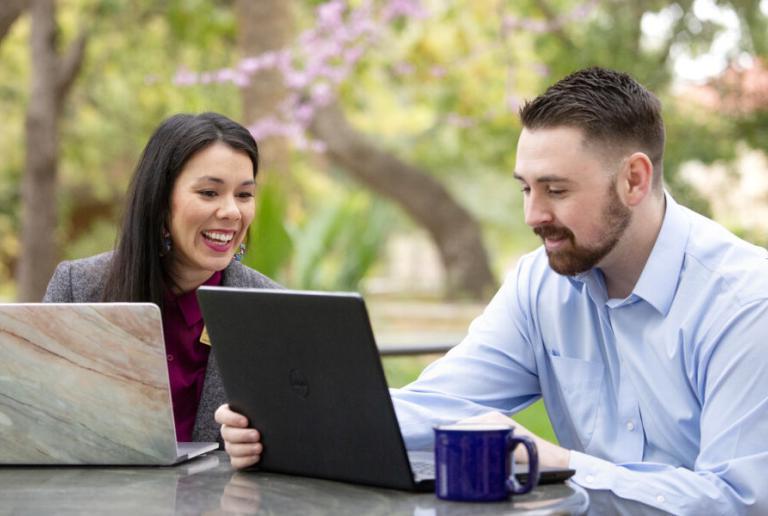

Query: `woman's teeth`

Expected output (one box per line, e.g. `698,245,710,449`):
202,231,234,243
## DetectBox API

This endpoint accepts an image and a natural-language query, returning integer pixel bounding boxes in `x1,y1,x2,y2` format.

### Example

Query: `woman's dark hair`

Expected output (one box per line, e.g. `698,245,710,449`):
519,67,665,190
102,112,259,305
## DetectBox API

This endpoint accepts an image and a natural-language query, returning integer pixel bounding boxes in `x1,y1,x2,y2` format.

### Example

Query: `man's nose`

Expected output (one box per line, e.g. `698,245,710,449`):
524,193,554,227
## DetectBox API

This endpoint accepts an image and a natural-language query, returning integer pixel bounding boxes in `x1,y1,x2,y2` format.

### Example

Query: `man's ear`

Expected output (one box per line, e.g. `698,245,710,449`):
620,152,653,207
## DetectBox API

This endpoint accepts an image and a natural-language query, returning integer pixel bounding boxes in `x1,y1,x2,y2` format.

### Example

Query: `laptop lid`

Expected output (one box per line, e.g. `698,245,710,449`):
0,303,216,465
199,288,576,490
198,287,422,490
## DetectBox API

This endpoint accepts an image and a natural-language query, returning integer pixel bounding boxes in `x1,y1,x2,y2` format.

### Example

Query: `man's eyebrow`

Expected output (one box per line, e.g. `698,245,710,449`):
513,173,573,184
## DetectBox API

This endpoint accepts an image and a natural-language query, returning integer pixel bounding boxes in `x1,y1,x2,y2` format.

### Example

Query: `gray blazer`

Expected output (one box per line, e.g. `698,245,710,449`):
43,251,279,443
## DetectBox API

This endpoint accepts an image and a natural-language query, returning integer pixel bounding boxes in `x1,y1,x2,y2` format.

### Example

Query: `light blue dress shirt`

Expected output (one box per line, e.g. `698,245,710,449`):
391,194,768,515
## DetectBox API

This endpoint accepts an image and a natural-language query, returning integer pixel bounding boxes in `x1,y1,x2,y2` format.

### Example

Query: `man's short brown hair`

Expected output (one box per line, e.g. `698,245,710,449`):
519,67,665,189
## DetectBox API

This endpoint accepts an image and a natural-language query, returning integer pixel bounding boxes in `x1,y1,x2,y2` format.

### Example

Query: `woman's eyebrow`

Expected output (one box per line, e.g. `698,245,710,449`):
193,176,256,186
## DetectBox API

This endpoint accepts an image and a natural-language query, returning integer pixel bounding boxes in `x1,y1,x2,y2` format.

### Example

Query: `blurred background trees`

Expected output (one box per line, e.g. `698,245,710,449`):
1,0,766,303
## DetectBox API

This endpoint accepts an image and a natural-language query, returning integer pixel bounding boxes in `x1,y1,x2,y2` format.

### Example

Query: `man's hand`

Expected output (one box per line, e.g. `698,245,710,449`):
458,411,571,468
215,404,263,470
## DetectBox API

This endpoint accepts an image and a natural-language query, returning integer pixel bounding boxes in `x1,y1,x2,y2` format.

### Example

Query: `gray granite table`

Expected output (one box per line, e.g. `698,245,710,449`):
0,451,589,515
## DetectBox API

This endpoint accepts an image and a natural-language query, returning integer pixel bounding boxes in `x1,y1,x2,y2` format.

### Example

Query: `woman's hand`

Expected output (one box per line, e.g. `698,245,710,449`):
215,404,263,469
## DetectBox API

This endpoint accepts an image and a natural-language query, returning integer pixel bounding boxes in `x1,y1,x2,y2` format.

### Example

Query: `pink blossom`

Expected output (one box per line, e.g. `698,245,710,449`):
533,63,550,77
284,68,310,89
344,46,365,65
233,74,251,88
445,113,475,128
394,61,415,76
316,0,346,29
294,103,316,125
430,66,446,78
173,67,199,86
506,94,521,112
174,0,602,151
215,68,236,83
311,82,334,106
309,139,328,153
382,0,429,22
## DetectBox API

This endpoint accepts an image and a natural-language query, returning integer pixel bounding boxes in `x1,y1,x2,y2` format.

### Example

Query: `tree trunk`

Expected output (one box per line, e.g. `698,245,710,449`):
0,0,27,43
235,0,292,175
310,102,497,299
16,0,85,301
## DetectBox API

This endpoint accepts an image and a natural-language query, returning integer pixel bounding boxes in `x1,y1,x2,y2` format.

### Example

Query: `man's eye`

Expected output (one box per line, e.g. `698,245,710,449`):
520,186,531,194
548,188,566,196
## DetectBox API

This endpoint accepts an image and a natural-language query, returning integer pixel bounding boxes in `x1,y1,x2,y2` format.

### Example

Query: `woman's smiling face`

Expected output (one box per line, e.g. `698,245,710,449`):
166,141,256,292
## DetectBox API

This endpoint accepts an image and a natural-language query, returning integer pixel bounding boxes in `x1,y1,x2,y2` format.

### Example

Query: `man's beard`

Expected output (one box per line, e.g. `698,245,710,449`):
534,184,632,276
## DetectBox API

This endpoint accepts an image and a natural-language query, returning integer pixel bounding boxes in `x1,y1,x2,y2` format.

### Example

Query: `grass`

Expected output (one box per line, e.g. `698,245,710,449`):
382,355,557,443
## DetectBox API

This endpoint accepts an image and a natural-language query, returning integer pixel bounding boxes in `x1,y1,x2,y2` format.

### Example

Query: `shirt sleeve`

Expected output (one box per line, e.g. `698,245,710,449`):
391,261,542,450
570,299,768,516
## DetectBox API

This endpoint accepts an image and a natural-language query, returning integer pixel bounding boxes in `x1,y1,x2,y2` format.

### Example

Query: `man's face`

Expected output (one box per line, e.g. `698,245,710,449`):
514,127,632,276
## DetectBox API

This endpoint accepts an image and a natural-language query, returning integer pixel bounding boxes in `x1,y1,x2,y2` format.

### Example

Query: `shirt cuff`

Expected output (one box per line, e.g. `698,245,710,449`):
569,450,616,490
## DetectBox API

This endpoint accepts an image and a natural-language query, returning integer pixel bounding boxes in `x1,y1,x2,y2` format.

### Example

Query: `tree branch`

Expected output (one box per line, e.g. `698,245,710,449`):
56,28,88,103
310,101,496,299
0,0,28,43
534,0,576,51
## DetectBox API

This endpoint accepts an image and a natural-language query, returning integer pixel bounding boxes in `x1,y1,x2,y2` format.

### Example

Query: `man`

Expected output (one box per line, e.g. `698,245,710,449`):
217,67,768,514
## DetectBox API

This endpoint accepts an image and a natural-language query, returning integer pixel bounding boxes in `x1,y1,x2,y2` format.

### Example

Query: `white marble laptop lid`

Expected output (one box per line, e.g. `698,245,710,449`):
0,303,185,465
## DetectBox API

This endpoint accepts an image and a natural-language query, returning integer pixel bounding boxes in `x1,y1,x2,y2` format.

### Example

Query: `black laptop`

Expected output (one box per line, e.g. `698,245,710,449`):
197,287,574,491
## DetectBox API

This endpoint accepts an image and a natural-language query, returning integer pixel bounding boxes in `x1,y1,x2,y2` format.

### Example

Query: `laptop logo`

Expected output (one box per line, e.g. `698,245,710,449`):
289,369,309,399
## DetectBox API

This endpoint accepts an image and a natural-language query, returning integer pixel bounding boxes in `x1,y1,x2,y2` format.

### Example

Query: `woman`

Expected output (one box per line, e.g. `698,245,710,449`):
43,112,278,444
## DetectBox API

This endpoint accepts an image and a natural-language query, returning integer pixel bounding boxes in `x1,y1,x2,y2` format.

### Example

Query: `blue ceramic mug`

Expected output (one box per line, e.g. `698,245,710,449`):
434,423,539,502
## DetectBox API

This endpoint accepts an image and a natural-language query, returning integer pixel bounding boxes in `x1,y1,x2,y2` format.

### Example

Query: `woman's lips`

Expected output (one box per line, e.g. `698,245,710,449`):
201,231,235,253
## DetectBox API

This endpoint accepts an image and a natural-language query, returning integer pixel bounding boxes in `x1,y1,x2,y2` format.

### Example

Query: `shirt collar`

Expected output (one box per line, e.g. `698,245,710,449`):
629,192,690,315
565,192,690,315
166,270,223,328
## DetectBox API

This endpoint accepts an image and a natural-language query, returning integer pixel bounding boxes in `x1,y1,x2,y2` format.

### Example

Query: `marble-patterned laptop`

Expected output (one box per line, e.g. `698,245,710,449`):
0,303,217,465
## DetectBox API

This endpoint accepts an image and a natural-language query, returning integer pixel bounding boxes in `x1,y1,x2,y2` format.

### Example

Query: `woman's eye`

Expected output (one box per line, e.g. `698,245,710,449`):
237,192,255,199
199,190,217,198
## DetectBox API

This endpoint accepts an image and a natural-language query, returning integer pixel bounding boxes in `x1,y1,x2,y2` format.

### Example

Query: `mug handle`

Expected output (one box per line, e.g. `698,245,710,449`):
506,435,539,495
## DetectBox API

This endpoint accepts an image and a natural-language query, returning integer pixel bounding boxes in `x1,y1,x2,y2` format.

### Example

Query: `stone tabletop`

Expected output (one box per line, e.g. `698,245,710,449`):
0,452,590,515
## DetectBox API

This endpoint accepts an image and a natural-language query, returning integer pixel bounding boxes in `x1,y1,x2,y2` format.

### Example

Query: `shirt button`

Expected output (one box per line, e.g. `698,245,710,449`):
656,495,665,503
167,354,174,362
626,421,635,431
585,475,595,483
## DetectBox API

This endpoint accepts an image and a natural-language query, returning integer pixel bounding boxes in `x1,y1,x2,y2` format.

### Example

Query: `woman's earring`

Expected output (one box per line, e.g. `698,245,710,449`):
233,242,246,262
160,232,172,256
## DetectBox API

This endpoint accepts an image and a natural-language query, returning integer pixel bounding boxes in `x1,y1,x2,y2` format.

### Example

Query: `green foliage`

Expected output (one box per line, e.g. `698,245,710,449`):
735,110,768,154
291,189,392,291
242,180,294,280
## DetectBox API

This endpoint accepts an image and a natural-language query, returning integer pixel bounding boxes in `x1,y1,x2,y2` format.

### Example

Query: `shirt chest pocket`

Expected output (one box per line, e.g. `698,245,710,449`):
548,355,604,450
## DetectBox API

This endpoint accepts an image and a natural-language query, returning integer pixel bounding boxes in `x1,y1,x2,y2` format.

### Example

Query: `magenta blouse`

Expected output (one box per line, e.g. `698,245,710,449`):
161,271,222,442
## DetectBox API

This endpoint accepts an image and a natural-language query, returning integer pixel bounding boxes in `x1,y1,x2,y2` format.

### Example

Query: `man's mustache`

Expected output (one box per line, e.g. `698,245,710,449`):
533,225,574,242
